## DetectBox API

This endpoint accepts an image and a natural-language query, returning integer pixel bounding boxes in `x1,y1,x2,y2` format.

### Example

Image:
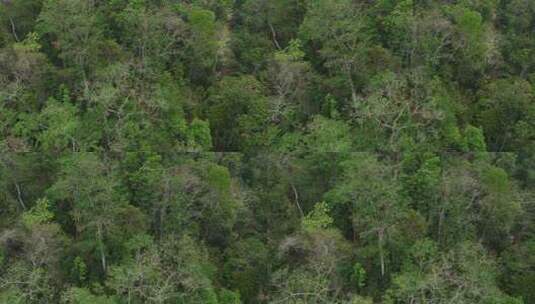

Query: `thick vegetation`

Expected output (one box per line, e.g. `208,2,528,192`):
0,0,534,303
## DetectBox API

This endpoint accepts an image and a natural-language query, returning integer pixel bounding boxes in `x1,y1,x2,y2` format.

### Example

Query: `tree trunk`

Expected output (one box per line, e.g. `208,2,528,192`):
159,205,165,239
348,71,358,105
438,207,445,243
378,228,385,277
97,224,107,273
9,17,19,42
14,182,26,210
291,184,304,217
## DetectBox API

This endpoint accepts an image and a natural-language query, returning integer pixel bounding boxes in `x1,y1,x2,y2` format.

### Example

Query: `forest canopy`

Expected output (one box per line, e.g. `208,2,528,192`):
0,0,534,303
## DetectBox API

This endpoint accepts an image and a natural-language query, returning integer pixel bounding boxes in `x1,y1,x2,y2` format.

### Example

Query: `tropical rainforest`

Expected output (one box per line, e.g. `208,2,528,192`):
0,0,534,303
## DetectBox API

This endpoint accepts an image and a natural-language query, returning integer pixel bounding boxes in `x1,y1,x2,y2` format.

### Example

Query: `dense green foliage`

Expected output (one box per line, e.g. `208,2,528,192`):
0,0,534,303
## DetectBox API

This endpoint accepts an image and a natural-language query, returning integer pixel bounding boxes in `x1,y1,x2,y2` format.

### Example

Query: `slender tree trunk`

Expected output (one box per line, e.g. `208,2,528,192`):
346,67,358,105
268,21,281,50
14,182,26,210
438,207,445,243
9,17,19,42
97,224,107,273
291,184,304,217
378,228,385,277
159,205,165,239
